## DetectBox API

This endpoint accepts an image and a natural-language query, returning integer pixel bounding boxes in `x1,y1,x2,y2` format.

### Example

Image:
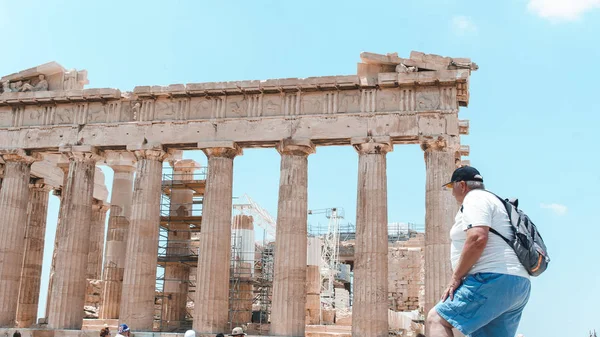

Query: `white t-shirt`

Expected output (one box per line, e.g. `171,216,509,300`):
450,189,529,279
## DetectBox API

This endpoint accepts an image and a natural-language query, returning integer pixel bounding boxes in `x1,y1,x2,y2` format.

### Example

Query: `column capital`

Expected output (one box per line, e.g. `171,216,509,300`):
277,139,315,156
0,149,41,164
110,164,136,173
56,162,70,174
59,145,103,162
92,199,110,213
29,178,54,192
126,144,168,162
420,136,460,153
199,141,242,159
104,150,137,171
351,136,393,154
172,159,201,173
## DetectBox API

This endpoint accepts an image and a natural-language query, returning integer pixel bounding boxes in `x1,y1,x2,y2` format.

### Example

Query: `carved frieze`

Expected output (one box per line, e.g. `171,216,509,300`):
246,95,263,118
54,104,74,125
211,97,226,119
338,91,360,113
360,89,377,113
74,103,89,125
262,96,282,117
87,102,109,124
103,101,122,123
399,88,416,112
301,92,323,115
0,107,11,127
376,90,398,112
415,88,440,111
284,93,300,116
227,95,246,118
11,106,25,127
139,100,155,122
22,106,45,127
189,98,212,120
0,86,461,127
153,98,193,121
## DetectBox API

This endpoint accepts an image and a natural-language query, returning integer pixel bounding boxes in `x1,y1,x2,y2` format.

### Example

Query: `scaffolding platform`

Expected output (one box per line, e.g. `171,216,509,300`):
161,179,206,196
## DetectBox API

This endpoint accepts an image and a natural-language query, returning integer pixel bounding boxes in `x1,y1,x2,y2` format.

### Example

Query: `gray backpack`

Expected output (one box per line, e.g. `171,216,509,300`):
486,191,550,276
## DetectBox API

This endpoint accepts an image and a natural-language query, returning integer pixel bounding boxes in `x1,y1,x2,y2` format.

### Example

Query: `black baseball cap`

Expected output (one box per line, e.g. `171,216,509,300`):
443,166,483,188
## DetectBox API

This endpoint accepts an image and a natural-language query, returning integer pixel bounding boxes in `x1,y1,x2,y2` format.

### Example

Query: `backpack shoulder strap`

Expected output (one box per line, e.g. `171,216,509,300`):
489,227,511,245
481,190,515,244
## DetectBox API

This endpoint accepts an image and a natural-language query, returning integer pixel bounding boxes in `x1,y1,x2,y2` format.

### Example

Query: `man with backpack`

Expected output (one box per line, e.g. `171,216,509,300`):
426,166,538,337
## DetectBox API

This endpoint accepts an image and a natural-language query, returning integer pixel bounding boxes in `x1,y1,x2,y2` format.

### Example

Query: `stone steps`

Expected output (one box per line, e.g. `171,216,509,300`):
82,318,119,332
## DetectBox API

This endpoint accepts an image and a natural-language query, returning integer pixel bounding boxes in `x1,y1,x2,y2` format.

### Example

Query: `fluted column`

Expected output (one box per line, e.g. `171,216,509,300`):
231,215,255,327
270,139,315,337
87,199,109,279
16,180,52,328
351,137,392,337
99,161,135,319
44,163,69,321
193,143,242,334
48,146,100,329
119,146,167,330
421,137,460,315
0,150,36,327
162,159,199,329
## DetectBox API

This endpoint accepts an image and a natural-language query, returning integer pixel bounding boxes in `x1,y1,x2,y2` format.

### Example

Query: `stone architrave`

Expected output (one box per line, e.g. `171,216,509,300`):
16,180,52,328
421,136,460,316
87,199,109,280
119,146,168,331
100,159,136,319
270,139,315,337
193,142,242,334
162,159,200,329
351,137,392,337
48,146,100,329
0,150,36,327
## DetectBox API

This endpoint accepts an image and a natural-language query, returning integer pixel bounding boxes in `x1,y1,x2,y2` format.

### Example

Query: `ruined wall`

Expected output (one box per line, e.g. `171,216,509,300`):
388,234,425,312
84,279,103,318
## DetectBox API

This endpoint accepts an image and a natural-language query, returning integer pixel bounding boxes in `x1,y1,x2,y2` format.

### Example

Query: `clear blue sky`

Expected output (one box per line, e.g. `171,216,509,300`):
2,0,599,335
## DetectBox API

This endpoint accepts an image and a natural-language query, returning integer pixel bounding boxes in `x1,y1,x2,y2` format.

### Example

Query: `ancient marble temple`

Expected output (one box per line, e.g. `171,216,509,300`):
0,51,476,337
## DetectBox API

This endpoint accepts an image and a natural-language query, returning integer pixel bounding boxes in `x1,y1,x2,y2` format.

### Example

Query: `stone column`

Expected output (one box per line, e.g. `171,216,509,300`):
87,199,109,280
44,163,69,321
351,137,392,337
99,161,136,319
270,139,315,337
162,159,199,329
48,146,100,329
306,237,322,325
421,137,459,315
0,150,36,327
193,142,241,334
16,180,52,328
119,146,167,330
230,215,255,327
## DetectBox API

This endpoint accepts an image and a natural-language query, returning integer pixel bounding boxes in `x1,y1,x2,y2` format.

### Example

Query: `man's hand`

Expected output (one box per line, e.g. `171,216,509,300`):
441,276,463,302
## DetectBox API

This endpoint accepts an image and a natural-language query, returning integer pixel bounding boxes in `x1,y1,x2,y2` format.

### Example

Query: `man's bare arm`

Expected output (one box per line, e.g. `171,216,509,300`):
441,226,489,301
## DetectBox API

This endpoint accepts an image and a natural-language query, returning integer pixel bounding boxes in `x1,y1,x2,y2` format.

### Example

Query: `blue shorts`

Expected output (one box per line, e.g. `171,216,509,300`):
435,273,531,337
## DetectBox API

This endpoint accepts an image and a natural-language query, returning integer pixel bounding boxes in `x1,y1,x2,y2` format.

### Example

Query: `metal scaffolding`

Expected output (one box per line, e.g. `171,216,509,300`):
155,165,206,332
228,232,274,335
